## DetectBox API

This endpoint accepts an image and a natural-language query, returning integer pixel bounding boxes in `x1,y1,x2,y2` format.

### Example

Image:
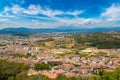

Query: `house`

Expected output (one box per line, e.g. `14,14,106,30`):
65,72,75,77
54,69,65,74
82,47,97,53
41,71,57,79
27,69,38,76
82,50,92,53
51,49,71,54
47,59,63,66
58,64,75,70
113,59,120,67
103,69,114,72
50,69,65,74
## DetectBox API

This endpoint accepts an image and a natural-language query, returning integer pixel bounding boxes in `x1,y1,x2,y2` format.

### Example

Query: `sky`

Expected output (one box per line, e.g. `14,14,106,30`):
0,0,120,29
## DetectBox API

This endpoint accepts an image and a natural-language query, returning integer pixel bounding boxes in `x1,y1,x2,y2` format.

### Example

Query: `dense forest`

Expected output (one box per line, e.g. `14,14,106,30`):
74,32,120,49
0,60,29,80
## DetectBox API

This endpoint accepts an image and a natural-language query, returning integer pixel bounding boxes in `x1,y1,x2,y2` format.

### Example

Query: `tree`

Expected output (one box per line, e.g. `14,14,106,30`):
34,63,51,71
0,60,29,80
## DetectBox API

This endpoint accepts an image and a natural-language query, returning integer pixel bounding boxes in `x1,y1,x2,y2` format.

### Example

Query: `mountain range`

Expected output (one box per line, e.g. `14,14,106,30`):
0,27,120,36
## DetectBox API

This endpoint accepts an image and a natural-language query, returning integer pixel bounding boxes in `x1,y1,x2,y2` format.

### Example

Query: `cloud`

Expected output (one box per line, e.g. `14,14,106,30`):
101,4,120,21
1,3,120,29
0,14,2,17
4,5,24,14
66,10,84,16
4,4,84,17
0,17,118,29
0,19,8,22
0,13,15,18
52,18,103,28
0,19,9,28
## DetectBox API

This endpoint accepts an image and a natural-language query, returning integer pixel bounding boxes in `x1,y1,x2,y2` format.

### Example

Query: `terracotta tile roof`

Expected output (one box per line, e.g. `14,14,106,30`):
65,72,74,77
41,71,57,79
59,64,74,68
54,69,65,74
48,74,57,79
41,71,49,76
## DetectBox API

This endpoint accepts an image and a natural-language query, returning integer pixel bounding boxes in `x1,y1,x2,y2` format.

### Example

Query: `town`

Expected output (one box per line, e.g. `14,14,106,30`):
0,32,120,79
